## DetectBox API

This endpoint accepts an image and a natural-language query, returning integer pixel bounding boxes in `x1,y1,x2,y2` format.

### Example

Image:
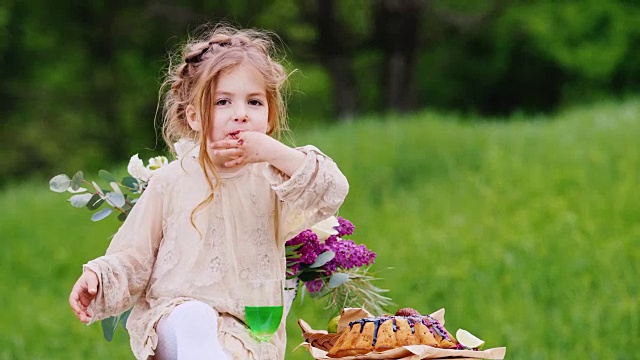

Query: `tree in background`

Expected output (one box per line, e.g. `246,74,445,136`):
300,0,360,120
373,0,426,113
1,0,639,182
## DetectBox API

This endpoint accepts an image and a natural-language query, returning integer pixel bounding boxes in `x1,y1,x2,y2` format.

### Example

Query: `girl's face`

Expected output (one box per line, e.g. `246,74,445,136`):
210,62,269,142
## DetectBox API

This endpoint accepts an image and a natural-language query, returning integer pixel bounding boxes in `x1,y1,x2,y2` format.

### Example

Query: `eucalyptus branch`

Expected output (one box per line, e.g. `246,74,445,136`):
81,179,128,215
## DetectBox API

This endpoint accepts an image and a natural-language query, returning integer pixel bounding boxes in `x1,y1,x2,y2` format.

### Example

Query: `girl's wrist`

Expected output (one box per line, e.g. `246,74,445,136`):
264,140,305,177
82,266,100,290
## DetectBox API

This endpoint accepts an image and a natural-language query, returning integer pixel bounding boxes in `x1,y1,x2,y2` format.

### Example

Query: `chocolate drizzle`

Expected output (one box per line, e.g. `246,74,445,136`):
348,315,452,347
425,315,448,338
406,317,416,333
349,317,384,346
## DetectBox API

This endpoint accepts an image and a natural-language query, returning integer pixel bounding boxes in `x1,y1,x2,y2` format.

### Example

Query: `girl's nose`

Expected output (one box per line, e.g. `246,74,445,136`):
233,116,248,123
233,109,248,123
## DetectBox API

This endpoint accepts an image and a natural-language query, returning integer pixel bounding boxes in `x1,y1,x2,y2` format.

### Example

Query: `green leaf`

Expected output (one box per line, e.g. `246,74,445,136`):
101,316,119,342
68,193,94,208
91,208,113,222
121,202,132,212
106,191,126,208
49,174,71,193
99,170,117,183
91,181,103,194
110,182,123,195
286,260,301,267
87,194,104,210
117,211,128,222
101,309,132,341
286,249,302,258
309,250,335,268
328,272,350,288
70,171,84,191
121,176,139,190
285,243,304,253
286,273,300,280
299,284,306,303
120,309,132,330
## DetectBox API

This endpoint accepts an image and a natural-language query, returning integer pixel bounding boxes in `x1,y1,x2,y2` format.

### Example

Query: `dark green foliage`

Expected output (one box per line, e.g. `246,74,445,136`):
1,0,640,183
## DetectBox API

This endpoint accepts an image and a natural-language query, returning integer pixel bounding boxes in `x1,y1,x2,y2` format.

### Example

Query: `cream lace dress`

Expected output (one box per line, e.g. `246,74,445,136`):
83,145,349,360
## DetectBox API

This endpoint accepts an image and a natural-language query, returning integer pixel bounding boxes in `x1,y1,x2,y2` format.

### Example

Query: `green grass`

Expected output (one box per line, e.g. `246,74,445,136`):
1,99,638,359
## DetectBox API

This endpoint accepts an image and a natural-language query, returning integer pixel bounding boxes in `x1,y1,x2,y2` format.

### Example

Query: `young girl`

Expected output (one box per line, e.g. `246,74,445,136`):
68,25,349,360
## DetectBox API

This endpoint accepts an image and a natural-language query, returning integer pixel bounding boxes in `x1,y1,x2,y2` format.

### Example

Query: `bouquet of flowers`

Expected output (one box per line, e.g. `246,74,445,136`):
50,152,393,339
285,217,393,316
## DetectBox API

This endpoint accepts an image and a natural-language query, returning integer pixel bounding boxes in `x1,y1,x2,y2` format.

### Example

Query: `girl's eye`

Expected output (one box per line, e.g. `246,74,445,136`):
216,99,230,106
249,99,263,106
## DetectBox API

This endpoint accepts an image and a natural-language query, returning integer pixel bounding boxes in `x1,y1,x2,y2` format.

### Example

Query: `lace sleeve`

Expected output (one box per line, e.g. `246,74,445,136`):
265,145,349,241
83,176,164,322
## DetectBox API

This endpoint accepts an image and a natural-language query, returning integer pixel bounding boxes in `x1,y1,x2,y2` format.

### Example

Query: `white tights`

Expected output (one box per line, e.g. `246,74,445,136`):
155,301,233,360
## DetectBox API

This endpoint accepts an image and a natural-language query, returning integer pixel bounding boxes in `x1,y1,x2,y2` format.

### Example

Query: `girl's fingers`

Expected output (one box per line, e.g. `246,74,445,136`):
211,139,242,149
69,274,96,322
213,148,243,160
70,293,89,322
80,307,92,323
69,292,81,314
76,295,92,322
69,281,84,311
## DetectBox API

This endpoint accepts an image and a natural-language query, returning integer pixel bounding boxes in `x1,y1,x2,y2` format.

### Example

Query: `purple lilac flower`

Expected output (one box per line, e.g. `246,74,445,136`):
322,258,337,274
305,279,324,293
324,237,376,271
286,229,315,247
286,229,322,265
335,216,355,237
285,218,376,294
286,263,300,278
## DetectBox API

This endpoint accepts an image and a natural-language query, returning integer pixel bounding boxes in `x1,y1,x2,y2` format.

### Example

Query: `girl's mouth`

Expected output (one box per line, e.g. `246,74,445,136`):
229,130,242,139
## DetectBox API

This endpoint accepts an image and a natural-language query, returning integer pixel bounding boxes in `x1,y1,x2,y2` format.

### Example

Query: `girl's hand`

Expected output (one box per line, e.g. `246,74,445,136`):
210,131,274,168
69,269,99,323
210,131,305,176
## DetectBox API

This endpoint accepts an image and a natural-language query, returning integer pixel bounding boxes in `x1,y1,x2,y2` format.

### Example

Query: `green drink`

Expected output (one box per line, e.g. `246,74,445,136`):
245,305,284,342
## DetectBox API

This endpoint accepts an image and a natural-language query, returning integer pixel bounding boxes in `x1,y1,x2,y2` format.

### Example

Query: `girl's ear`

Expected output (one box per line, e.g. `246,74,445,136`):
186,104,201,131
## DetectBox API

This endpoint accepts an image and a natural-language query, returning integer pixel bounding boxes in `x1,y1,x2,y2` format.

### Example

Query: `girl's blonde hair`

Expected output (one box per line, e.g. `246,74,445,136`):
160,24,290,229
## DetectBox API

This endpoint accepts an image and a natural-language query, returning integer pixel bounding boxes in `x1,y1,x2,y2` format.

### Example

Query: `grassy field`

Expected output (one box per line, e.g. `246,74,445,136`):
1,99,638,359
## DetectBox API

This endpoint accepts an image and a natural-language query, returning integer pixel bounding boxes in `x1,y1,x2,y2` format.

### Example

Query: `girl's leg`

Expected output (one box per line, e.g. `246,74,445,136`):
155,301,232,360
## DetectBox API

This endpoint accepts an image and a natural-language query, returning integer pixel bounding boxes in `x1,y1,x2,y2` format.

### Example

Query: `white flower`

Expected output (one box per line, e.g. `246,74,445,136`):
147,156,168,170
174,138,198,159
127,154,151,182
311,216,340,243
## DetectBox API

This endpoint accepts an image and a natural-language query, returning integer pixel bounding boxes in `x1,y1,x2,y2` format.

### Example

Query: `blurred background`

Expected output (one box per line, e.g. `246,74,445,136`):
1,0,639,359
2,0,639,181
